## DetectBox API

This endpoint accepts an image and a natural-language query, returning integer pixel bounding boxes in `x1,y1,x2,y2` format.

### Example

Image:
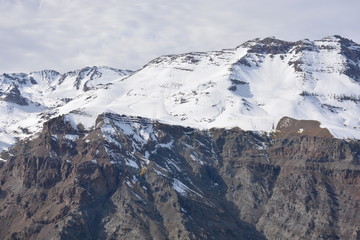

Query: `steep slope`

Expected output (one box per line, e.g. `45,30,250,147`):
0,113,359,239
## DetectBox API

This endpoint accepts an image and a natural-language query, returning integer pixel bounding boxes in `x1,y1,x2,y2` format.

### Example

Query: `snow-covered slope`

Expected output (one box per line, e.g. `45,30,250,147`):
0,66,132,149
1,35,360,150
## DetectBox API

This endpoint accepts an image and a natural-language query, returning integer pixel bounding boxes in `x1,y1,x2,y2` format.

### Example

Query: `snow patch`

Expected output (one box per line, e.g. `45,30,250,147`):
64,134,79,141
190,154,204,165
157,140,174,149
172,178,202,197
64,115,78,130
126,159,139,169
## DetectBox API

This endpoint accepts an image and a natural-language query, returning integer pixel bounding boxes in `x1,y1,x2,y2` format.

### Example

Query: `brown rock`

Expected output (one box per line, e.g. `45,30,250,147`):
0,114,358,239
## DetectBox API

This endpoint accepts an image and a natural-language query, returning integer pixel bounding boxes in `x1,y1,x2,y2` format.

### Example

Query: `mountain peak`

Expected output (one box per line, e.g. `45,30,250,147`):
239,36,290,48
320,34,350,42
240,35,359,51
247,37,294,54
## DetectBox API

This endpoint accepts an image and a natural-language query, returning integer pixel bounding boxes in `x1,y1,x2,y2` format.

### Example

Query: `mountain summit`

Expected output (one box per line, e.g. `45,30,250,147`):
1,35,360,150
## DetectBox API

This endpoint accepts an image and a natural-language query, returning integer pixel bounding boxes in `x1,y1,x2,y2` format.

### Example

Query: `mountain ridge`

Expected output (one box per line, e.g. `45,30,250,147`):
1,35,360,151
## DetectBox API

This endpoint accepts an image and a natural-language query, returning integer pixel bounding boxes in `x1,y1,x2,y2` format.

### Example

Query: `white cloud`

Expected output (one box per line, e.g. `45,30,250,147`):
0,0,359,73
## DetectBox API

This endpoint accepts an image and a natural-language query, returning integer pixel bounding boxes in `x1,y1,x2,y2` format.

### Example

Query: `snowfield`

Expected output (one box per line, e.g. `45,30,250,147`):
1,36,360,151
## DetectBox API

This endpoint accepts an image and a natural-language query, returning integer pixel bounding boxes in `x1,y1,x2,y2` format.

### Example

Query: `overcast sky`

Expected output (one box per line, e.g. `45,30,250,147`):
0,0,359,73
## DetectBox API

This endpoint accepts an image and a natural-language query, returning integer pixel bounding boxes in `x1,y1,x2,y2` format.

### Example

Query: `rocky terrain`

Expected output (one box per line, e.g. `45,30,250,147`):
0,113,359,239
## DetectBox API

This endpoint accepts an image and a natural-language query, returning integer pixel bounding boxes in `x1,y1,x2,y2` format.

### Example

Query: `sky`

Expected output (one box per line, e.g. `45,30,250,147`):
0,0,359,73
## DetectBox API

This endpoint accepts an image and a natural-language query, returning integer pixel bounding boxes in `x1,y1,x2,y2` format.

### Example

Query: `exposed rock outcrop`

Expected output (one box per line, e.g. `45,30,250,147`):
0,114,359,239
276,116,333,138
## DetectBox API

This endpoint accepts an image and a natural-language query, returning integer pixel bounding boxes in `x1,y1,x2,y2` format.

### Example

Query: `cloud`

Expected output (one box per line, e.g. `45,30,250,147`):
0,0,359,73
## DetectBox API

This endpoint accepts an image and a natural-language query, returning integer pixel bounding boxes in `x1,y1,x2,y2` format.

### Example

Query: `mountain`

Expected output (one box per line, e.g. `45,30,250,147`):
0,35,360,239
1,35,360,153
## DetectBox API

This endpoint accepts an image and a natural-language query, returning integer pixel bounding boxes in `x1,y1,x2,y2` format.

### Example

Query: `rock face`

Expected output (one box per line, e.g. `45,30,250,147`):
0,113,359,240
276,116,333,138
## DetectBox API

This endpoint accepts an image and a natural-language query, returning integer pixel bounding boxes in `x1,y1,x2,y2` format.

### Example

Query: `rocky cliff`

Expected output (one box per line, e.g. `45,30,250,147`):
0,113,359,239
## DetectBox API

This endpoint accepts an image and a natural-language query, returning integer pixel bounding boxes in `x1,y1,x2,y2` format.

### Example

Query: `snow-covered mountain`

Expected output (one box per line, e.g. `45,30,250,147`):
1,35,360,150
0,66,132,149
1,36,360,240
